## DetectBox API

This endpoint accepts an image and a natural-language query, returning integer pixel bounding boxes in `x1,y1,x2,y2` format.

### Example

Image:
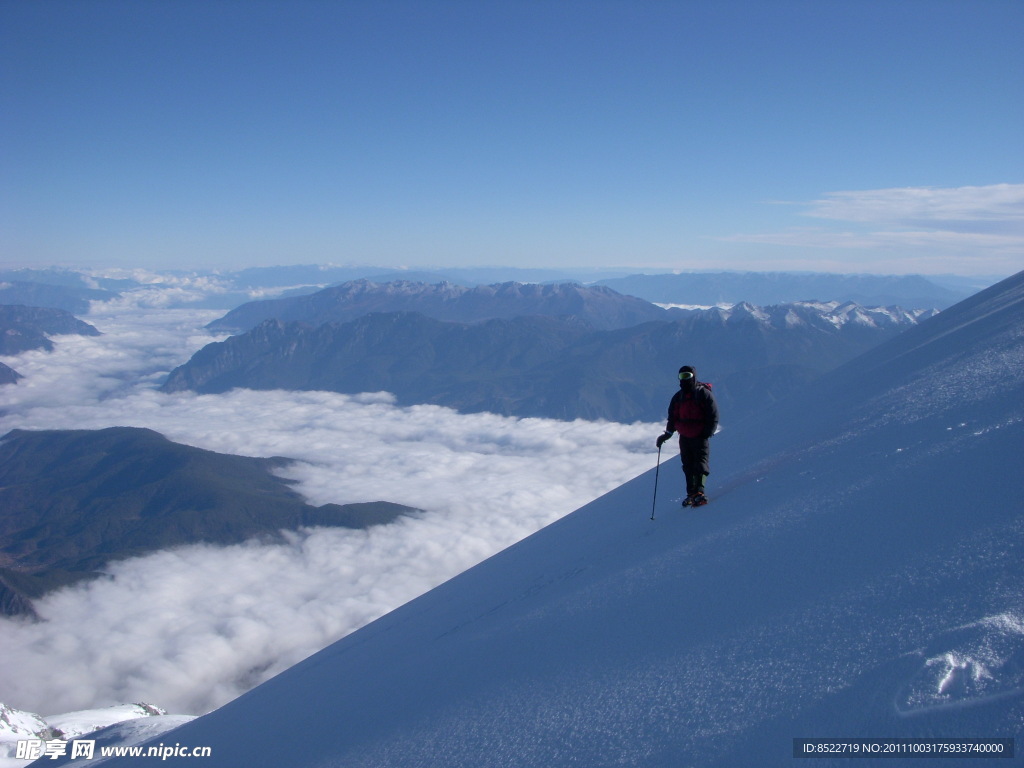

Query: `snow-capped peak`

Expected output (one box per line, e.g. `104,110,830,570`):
0,703,57,743
1,703,184,767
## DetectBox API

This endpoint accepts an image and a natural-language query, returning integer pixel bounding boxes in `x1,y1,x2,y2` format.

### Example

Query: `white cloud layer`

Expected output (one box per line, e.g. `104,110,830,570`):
0,299,659,716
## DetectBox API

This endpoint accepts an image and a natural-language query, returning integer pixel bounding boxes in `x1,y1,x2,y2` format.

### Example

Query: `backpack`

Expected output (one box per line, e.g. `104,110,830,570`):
673,382,712,438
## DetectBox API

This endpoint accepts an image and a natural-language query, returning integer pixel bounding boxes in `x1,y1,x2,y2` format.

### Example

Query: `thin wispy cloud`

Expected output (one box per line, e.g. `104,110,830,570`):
0,300,659,716
804,184,1024,226
721,184,1024,274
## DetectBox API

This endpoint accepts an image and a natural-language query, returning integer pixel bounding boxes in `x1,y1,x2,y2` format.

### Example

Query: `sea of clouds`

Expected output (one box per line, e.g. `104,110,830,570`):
0,292,660,715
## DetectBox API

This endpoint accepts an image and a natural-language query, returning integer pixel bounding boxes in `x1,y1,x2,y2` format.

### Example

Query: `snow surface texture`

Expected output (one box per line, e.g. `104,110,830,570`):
39,273,1024,766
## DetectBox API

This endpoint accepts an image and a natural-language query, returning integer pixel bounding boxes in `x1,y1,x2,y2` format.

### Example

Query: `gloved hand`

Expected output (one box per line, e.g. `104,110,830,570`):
656,432,672,448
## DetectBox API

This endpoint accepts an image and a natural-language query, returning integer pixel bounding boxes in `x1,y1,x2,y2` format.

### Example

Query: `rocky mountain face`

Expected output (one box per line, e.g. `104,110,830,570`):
206,280,670,334
0,305,101,355
165,301,935,424
0,427,416,617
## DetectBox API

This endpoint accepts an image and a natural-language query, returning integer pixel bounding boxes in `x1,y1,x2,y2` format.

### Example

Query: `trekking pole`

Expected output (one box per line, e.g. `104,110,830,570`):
650,444,662,521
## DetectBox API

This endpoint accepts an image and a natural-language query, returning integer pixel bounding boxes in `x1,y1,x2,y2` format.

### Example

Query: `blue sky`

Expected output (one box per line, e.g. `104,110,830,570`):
2,0,1022,276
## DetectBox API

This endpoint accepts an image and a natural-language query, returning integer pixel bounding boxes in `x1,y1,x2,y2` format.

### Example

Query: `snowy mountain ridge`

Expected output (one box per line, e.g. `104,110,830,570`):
52,272,1024,767
0,703,57,746
687,299,938,330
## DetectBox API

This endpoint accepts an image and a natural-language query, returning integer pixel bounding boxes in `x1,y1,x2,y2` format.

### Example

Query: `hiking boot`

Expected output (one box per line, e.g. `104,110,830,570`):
681,494,696,507
691,492,709,507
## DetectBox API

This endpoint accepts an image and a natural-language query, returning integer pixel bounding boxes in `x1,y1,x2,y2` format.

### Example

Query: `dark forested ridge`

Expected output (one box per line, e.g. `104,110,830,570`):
0,426,416,616
166,302,935,424
0,304,100,354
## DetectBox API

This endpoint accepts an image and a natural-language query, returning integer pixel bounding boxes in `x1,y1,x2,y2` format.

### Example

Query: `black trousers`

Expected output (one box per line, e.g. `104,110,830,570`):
678,436,710,495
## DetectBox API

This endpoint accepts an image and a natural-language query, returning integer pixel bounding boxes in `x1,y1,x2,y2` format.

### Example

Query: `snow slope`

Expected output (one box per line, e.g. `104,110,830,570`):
79,272,1024,767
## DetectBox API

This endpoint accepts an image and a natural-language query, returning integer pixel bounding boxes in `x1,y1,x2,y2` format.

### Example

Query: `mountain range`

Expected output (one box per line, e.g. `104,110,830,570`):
0,427,416,617
204,267,980,312
88,274,1024,766
204,266,981,308
205,279,671,334
165,299,936,424
0,266,986,315
596,270,969,309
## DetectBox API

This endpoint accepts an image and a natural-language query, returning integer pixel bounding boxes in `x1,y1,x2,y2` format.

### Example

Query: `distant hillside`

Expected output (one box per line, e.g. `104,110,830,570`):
223,264,403,290
0,427,417,617
0,281,117,314
0,362,19,385
0,305,101,354
220,265,632,291
165,301,935,424
598,271,967,309
206,280,669,334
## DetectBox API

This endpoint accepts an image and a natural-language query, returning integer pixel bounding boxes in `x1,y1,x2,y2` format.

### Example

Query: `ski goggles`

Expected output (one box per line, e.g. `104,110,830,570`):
678,371,695,382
